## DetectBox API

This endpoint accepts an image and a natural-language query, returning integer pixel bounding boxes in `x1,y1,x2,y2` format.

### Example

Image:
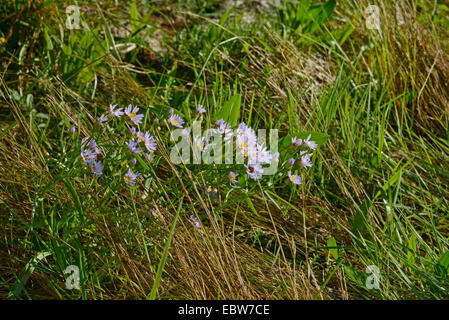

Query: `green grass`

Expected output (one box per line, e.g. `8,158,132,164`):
1,0,449,300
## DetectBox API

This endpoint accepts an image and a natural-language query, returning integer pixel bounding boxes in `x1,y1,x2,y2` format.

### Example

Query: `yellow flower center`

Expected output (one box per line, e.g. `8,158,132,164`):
291,176,296,181
125,176,131,182
172,119,179,125
130,112,136,118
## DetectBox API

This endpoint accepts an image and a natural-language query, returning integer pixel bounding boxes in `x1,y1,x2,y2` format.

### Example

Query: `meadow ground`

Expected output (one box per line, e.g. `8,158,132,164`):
1,0,449,300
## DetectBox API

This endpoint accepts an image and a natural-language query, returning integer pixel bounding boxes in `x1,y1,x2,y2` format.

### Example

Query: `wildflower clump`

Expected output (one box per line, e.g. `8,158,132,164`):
281,134,318,186
76,100,324,235
78,103,158,189
81,137,103,176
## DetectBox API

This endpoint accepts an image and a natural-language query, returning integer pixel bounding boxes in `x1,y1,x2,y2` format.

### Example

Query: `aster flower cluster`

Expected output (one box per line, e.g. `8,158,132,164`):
186,118,278,183
76,100,323,232
108,103,146,127
164,107,318,188
80,103,159,188
81,137,102,176
207,119,318,186
234,121,274,180
126,130,157,160
120,105,157,187
285,134,317,185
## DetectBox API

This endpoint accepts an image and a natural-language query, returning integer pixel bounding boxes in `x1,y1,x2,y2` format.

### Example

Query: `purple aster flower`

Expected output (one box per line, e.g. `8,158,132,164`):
92,161,103,175
237,134,255,154
89,140,102,154
288,158,295,165
237,122,248,134
292,136,302,147
272,151,280,162
129,212,134,216
145,136,157,153
255,143,272,164
246,143,271,165
136,131,156,153
126,140,141,153
82,137,101,155
215,119,224,126
81,148,96,167
288,171,302,185
196,104,206,114
136,131,151,144
124,169,140,186
217,120,232,136
247,146,260,165
245,163,264,180
168,114,184,128
70,126,76,133
110,104,124,117
236,128,257,155
132,158,137,165
300,152,313,168
169,108,174,114
97,114,108,127
303,134,317,150
228,171,239,185
124,104,144,126
80,137,103,169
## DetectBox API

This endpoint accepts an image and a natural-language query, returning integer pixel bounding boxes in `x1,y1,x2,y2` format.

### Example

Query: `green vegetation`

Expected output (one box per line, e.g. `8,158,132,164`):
1,0,449,299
